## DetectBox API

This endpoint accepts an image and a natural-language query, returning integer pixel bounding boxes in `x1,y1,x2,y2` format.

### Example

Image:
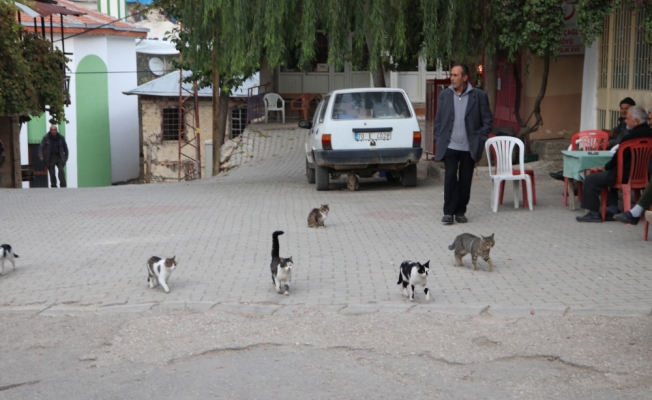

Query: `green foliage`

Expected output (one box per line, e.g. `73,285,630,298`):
495,0,565,63
0,0,68,123
576,0,618,46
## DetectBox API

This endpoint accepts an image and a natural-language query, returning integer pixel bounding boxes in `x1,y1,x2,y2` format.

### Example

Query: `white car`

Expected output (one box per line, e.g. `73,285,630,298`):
299,88,423,191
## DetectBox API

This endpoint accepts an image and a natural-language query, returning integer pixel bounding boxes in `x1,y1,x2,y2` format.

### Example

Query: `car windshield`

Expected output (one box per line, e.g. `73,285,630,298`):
331,92,412,120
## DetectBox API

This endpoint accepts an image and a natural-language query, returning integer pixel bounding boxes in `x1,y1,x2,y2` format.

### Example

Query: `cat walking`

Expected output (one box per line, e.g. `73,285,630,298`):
270,231,293,295
146,256,177,293
397,260,430,301
307,204,329,228
0,244,19,275
448,233,495,272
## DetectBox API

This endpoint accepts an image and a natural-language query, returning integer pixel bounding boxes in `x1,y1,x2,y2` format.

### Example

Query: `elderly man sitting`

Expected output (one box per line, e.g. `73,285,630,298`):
576,106,652,222
613,157,652,224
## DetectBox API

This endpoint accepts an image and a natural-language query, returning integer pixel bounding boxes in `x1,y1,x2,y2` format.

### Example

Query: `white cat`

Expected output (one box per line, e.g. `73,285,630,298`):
146,256,177,293
0,244,19,275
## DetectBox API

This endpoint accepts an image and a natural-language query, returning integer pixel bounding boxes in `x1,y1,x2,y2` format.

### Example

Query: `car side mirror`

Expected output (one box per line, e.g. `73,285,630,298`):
298,120,313,129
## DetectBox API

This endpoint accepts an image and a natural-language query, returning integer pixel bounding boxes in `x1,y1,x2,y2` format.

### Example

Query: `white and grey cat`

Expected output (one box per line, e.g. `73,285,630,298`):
146,256,177,293
0,244,19,275
270,231,293,295
307,204,329,228
397,260,430,301
448,233,495,272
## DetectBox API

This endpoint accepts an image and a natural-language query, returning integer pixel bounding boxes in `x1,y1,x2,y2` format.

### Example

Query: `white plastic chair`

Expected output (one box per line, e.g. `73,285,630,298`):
263,93,285,123
485,136,533,212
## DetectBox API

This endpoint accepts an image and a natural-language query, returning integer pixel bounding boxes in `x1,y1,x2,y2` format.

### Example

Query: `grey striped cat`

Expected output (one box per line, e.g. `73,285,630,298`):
448,233,495,272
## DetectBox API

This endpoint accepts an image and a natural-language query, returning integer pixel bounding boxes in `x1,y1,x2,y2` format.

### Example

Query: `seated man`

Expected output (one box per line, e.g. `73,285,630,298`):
550,96,637,181
608,97,636,148
613,158,652,224
576,106,652,222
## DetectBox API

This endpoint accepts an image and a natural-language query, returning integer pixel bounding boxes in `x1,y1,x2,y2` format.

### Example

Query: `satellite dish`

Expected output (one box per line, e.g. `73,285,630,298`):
149,57,166,76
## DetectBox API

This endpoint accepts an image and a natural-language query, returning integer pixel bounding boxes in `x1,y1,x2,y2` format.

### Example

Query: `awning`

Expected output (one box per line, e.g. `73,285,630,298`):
16,1,86,17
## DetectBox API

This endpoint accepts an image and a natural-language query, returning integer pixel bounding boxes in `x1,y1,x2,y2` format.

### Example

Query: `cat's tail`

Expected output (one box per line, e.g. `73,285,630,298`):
447,242,455,250
13,253,19,258
272,230,284,258
397,270,403,285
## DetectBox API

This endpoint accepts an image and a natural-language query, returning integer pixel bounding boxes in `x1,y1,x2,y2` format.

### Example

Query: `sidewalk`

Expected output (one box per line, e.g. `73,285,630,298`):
0,123,650,316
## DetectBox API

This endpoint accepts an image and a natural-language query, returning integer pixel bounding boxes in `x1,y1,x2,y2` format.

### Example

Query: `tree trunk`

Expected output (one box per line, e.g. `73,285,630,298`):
217,90,229,146
484,47,498,115
212,45,220,177
512,55,549,153
365,34,386,88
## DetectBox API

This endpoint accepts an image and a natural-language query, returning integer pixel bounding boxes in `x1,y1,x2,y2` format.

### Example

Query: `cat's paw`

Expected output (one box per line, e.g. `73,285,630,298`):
409,297,415,302
283,291,289,296
425,294,431,301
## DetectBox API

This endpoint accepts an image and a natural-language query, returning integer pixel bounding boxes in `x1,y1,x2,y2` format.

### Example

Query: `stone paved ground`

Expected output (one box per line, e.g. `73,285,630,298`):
1,123,651,316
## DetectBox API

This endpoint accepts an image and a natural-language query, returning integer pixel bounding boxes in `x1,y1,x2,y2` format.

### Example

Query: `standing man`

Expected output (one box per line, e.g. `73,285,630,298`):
434,63,493,224
38,125,69,188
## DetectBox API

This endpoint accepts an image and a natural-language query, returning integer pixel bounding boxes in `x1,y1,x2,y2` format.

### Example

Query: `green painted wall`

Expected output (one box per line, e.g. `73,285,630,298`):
76,55,111,187
27,115,46,144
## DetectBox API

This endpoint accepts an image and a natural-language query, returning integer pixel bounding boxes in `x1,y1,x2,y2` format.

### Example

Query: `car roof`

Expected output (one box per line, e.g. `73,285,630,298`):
323,88,409,96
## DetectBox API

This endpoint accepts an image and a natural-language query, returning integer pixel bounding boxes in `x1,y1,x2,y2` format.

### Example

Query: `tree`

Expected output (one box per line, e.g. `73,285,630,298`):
0,0,68,123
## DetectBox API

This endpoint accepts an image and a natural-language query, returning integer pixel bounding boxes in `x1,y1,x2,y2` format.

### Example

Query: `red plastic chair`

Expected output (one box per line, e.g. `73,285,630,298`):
563,130,609,206
488,134,537,206
600,138,652,221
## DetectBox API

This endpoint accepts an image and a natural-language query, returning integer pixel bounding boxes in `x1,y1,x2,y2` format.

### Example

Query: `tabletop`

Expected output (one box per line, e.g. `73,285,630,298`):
562,150,613,182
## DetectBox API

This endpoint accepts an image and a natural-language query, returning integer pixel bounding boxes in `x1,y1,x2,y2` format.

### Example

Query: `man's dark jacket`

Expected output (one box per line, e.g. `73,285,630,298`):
38,133,69,166
604,123,652,184
433,86,493,162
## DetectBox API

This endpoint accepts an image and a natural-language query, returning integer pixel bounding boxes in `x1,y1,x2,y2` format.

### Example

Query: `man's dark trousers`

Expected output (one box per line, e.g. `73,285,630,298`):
48,153,66,188
580,170,618,212
443,148,475,216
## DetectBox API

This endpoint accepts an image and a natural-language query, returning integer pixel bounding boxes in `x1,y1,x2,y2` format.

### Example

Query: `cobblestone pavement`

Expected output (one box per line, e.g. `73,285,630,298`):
1,123,651,316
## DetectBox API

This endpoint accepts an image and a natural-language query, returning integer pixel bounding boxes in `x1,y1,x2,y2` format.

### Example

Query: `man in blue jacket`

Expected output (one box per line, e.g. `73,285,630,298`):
434,63,493,224
38,125,69,188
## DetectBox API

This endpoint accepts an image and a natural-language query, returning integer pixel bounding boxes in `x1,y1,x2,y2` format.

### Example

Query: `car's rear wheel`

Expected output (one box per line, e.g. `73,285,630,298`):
401,164,417,187
306,158,315,184
315,164,330,191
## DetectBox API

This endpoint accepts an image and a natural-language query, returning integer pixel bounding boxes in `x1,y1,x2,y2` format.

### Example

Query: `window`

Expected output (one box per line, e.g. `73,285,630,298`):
598,17,609,88
610,2,631,89
597,109,607,130
331,91,411,120
230,107,247,138
319,95,330,123
633,11,652,90
162,107,184,141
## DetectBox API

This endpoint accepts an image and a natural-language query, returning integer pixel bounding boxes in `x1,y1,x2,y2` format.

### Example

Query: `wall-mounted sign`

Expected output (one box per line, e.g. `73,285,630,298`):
560,2,585,56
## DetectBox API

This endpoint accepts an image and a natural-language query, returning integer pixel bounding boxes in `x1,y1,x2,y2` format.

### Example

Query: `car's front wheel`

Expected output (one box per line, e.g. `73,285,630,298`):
306,158,315,184
401,164,417,187
315,164,330,191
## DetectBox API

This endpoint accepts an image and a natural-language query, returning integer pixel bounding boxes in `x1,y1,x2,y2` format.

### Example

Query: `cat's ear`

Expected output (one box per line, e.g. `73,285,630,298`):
490,233,494,239
423,260,430,268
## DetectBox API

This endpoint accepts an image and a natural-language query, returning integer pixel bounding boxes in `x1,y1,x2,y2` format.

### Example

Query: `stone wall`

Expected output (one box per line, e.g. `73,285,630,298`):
140,96,247,182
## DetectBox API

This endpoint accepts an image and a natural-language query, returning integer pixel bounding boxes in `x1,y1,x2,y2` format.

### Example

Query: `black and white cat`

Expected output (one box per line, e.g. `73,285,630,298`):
397,260,430,302
270,231,293,295
0,244,19,275
146,256,177,293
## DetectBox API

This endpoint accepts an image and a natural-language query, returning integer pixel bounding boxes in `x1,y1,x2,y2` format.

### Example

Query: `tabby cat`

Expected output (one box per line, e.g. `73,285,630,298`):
0,244,19,275
270,231,293,295
448,233,495,272
307,204,329,228
146,256,177,293
397,260,430,301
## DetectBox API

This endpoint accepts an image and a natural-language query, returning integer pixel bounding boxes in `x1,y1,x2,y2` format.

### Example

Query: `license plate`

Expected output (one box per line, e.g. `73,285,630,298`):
354,132,391,141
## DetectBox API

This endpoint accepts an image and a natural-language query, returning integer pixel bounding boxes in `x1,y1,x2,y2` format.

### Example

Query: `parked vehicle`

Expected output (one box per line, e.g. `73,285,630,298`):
299,88,423,191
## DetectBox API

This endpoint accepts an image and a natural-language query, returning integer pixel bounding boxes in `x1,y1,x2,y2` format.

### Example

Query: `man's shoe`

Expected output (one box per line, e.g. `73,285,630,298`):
576,212,602,222
549,170,564,181
455,215,468,223
613,211,639,225
442,215,454,225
